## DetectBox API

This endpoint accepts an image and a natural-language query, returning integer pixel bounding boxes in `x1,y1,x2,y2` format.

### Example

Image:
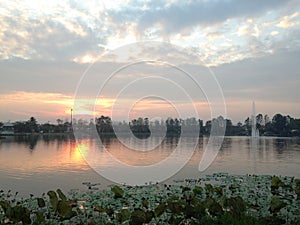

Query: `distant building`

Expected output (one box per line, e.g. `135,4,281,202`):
0,122,15,135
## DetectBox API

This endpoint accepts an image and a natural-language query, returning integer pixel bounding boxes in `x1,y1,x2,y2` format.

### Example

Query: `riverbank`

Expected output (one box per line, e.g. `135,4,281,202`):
0,173,299,224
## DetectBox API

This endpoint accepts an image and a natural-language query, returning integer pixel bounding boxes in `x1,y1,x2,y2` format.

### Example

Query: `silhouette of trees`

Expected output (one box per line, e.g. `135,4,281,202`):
271,114,291,136
13,117,39,133
96,116,113,134
2,113,300,137
129,117,151,137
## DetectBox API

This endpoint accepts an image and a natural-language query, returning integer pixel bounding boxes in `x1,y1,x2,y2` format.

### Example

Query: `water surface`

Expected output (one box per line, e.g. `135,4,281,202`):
0,135,299,196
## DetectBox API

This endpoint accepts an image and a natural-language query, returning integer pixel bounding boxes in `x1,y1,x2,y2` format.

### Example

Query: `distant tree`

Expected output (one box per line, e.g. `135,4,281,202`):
244,117,251,135
89,118,94,129
264,114,270,124
28,117,38,133
154,120,160,127
204,120,211,135
225,119,233,136
40,122,55,133
290,117,300,136
96,116,113,134
232,121,247,136
129,117,150,137
290,118,300,129
272,114,291,136
144,118,149,126
57,119,63,125
256,114,264,134
198,119,204,136
14,121,27,133
256,114,263,126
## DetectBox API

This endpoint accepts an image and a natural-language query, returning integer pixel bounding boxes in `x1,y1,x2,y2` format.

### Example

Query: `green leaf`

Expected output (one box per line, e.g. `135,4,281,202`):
106,208,114,218
167,200,182,214
205,197,223,217
269,195,286,214
271,176,285,188
169,216,184,225
142,198,149,208
295,189,300,200
111,185,124,198
224,196,246,217
185,204,196,219
35,211,45,223
295,179,300,190
37,198,46,208
181,186,191,192
130,209,146,225
154,203,167,217
214,187,223,196
57,200,73,219
12,205,31,224
205,184,214,193
47,190,58,212
117,208,131,223
193,186,203,195
145,210,154,223
192,201,206,219
94,206,106,213
0,201,12,217
57,189,67,201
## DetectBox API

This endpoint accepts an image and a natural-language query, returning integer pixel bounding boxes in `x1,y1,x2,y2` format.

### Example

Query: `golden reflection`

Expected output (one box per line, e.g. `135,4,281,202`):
73,142,88,162
0,139,90,174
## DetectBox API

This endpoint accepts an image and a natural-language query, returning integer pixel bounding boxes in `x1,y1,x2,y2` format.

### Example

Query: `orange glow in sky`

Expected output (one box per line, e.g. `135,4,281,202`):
0,91,211,122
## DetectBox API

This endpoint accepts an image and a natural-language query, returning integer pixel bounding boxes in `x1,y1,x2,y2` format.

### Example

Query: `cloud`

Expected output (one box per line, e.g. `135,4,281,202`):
276,12,300,28
205,32,224,40
0,1,107,60
134,0,291,34
0,0,299,67
0,0,300,123
271,31,279,36
237,25,249,36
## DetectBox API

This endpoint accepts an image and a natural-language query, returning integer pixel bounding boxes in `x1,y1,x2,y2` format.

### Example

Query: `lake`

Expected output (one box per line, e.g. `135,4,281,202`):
0,135,299,197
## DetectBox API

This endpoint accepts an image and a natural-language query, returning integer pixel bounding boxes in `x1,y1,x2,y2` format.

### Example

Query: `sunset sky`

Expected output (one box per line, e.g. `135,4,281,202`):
0,0,300,124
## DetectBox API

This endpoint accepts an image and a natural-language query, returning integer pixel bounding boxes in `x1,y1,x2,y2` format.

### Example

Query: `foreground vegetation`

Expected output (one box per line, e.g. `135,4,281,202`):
0,174,299,224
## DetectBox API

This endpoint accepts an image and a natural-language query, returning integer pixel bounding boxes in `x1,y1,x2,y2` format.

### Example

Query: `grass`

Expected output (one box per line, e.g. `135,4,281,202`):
0,173,299,224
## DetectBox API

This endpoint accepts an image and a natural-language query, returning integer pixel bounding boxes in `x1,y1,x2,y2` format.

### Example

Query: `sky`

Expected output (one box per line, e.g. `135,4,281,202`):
0,0,300,124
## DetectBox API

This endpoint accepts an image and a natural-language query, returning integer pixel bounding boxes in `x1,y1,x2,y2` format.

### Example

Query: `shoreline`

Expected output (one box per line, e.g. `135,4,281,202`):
1,132,299,138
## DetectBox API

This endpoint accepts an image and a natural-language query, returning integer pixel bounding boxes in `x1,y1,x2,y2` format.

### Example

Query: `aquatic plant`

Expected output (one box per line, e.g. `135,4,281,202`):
0,174,299,224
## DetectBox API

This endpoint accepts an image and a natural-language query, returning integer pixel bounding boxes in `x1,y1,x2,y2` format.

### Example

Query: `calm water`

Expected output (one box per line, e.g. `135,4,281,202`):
0,135,299,196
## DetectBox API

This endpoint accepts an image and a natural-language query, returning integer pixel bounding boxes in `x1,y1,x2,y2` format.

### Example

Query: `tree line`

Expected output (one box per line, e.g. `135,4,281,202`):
1,113,300,137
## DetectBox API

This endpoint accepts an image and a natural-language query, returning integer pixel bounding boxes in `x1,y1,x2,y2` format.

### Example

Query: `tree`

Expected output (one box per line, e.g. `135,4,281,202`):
57,119,63,125
198,119,204,136
96,116,113,134
28,117,38,133
256,113,264,134
244,117,251,135
264,114,270,125
14,121,27,133
272,114,290,136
